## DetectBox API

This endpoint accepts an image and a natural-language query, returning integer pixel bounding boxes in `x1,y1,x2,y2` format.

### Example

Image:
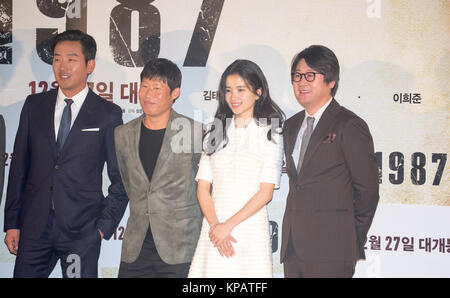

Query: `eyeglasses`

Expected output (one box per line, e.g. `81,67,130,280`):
291,71,323,82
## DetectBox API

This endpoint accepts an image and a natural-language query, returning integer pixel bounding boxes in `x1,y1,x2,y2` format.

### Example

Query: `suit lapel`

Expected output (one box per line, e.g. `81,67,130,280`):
285,112,304,179
298,99,342,179
130,115,150,185
59,89,97,156
46,89,58,160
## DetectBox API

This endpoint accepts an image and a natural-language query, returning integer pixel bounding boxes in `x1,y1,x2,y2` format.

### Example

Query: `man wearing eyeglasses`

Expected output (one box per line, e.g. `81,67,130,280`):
280,45,379,278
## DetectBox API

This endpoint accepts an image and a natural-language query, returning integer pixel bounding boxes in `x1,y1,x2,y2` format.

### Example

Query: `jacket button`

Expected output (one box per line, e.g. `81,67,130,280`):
295,184,301,191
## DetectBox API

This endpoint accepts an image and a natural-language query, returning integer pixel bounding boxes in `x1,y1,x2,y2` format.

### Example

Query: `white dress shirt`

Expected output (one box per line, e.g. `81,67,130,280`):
54,85,89,140
292,97,333,170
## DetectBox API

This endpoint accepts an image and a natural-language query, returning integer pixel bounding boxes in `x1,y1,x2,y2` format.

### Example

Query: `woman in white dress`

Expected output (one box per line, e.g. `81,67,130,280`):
188,60,285,277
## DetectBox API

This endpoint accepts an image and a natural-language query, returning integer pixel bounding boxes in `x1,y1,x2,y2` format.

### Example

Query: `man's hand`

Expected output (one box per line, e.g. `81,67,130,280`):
98,230,104,240
4,229,20,255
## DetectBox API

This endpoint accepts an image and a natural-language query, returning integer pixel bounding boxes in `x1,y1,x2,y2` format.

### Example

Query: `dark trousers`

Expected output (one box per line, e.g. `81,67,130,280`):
14,210,102,278
118,225,190,278
283,235,356,278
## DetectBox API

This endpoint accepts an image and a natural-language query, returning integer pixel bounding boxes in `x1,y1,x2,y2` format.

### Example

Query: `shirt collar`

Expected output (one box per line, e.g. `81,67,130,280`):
305,97,333,126
56,85,89,109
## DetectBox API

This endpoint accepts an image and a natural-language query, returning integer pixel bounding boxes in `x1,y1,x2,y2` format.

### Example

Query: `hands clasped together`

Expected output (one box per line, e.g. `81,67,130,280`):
209,222,237,258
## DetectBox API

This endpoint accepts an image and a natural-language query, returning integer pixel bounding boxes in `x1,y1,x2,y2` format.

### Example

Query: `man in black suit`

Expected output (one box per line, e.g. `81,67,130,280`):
3,30,128,278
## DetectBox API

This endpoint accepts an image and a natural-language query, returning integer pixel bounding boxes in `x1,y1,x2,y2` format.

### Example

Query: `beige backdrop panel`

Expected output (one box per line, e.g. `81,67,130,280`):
0,0,448,277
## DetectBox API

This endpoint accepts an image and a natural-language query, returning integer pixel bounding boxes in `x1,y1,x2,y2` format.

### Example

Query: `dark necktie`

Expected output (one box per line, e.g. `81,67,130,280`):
56,98,73,152
297,116,315,174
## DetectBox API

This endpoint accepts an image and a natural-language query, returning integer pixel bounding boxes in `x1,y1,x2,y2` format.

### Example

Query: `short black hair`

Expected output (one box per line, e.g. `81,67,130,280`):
51,30,97,64
140,58,182,92
291,45,340,97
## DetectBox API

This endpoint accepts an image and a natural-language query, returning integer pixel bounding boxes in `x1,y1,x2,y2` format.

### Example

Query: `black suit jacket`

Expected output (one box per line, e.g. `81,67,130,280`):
0,115,5,204
4,88,128,240
281,99,379,263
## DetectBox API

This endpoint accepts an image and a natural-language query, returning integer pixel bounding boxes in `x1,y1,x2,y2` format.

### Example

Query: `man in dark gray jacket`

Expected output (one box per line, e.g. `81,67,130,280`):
115,58,202,277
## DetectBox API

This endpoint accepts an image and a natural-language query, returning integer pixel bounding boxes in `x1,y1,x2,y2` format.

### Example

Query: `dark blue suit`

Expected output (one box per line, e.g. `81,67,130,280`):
4,88,128,277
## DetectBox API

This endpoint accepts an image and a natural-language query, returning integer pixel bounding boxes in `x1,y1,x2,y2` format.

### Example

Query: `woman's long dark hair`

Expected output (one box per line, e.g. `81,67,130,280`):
204,59,285,155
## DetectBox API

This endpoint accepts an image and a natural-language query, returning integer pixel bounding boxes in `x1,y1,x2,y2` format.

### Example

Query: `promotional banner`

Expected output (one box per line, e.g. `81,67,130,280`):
0,0,448,278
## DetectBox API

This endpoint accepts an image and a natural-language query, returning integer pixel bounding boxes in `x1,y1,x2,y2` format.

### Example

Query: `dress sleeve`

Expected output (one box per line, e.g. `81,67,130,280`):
259,130,284,189
195,152,213,183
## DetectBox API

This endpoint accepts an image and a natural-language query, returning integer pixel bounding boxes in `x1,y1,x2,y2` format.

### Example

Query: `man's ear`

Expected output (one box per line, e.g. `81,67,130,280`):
87,59,95,75
328,80,336,89
171,87,181,102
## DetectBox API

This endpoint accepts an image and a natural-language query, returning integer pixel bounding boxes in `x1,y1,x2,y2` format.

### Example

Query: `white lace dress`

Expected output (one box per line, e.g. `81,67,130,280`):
188,118,283,278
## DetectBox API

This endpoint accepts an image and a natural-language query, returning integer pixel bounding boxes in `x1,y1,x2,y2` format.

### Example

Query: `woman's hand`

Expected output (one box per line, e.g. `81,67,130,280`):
209,222,232,244
216,236,237,258
209,222,237,257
